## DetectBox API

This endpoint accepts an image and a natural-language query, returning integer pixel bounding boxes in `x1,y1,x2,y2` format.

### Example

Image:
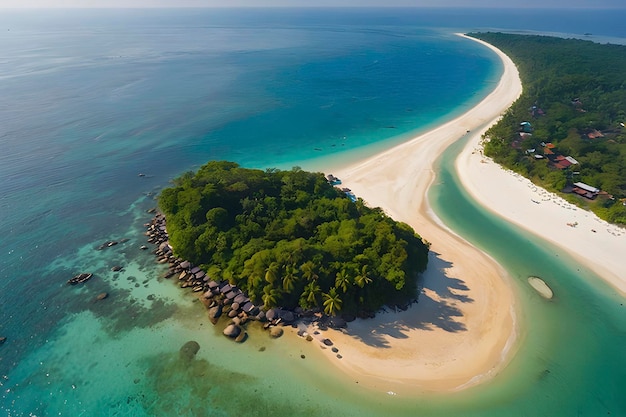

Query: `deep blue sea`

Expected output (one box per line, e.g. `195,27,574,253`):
1,8,625,416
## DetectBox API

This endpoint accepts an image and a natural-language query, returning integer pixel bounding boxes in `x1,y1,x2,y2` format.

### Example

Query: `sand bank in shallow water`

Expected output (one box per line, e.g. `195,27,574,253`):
303,34,524,394
528,276,554,299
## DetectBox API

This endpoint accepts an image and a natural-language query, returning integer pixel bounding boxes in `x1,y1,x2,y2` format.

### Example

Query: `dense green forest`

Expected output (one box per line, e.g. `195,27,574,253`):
469,32,626,225
158,161,430,316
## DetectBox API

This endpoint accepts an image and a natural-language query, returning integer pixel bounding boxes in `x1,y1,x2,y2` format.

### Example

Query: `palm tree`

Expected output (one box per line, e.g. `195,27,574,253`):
262,285,280,309
300,261,319,282
282,265,298,292
264,262,279,285
335,269,351,293
355,265,373,288
303,281,321,307
322,287,342,316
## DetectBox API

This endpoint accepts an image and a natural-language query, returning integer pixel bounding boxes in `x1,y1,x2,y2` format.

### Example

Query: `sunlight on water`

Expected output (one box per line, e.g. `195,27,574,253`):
1,8,625,416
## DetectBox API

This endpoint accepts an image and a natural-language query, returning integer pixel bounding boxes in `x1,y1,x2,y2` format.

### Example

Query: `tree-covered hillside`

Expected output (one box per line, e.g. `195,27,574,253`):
158,161,430,316
469,32,626,225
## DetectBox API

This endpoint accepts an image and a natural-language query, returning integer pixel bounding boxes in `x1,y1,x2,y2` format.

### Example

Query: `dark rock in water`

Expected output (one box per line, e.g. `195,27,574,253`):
208,305,222,324
323,338,333,346
179,341,200,361
235,331,247,343
223,324,241,338
300,354,306,359
96,292,109,301
331,347,339,353
269,327,284,338
111,266,123,272
0,337,6,345
259,346,266,352
67,273,93,285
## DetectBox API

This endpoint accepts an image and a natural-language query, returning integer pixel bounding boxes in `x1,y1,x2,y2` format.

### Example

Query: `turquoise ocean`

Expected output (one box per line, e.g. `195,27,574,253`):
1,8,625,416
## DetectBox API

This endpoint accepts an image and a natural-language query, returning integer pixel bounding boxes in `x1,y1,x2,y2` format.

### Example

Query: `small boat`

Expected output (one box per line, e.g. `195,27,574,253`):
67,273,93,285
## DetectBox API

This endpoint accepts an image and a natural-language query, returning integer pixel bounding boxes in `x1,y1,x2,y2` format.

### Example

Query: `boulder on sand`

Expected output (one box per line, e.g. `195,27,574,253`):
269,327,284,338
223,323,242,339
235,331,247,343
208,305,222,324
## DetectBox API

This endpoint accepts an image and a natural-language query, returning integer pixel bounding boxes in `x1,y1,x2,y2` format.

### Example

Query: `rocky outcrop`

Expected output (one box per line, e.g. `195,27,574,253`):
67,273,92,285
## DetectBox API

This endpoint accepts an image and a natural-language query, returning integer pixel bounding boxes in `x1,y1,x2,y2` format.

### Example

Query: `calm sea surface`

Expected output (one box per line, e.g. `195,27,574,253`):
1,8,625,416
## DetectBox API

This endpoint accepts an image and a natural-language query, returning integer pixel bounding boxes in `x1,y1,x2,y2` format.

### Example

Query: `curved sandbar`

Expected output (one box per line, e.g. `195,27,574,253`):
307,34,523,394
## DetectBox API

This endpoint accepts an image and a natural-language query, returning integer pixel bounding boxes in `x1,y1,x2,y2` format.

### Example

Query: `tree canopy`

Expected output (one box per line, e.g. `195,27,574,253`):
159,161,430,315
469,32,626,225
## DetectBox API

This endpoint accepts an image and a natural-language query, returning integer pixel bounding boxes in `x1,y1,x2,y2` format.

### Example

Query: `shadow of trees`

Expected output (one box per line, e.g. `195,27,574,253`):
343,250,473,348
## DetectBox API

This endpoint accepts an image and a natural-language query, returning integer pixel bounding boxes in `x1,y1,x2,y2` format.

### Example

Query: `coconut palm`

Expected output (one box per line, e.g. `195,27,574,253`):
303,281,321,306
282,265,298,292
355,265,373,288
264,262,279,285
262,285,280,309
300,261,319,282
335,269,351,293
322,287,343,316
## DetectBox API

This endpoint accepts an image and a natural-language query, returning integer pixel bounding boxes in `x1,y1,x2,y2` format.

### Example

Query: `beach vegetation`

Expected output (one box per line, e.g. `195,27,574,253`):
471,33,626,225
159,161,430,315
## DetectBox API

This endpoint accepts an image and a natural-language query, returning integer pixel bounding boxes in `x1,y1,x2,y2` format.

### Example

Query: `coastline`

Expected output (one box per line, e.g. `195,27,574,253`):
301,34,524,394
457,138,626,296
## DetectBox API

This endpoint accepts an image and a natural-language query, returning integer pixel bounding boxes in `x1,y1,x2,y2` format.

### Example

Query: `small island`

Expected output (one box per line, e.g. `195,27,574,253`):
157,161,430,317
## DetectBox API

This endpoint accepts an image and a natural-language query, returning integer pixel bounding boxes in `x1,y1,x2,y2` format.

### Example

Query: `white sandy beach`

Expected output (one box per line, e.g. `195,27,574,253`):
302,34,524,394
307,32,626,394
303,32,626,394
457,138,626,295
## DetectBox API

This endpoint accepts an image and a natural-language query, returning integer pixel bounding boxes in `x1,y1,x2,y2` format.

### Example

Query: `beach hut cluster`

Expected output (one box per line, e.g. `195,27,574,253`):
326,174,357,201
144,212,324,344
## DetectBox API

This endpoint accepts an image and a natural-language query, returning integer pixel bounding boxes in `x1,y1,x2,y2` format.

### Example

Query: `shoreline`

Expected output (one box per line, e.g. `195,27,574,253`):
457,138,626,296
300,34,525,394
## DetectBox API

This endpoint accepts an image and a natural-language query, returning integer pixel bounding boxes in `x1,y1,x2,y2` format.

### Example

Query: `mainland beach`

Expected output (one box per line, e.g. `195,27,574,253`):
303,34,625,394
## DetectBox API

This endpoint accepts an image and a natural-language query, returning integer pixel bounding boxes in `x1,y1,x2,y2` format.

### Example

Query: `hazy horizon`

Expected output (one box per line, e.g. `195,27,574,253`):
2,0,625,9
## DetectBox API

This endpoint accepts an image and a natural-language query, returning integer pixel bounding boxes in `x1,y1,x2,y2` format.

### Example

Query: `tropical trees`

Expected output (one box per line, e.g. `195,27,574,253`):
159,161,430,315
301,281,321,309
322,287,343,316
334,269,351,293
355,265,373,288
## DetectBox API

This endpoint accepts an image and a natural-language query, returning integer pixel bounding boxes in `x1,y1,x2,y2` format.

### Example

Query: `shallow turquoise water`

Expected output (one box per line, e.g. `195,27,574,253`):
1,8,626,417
